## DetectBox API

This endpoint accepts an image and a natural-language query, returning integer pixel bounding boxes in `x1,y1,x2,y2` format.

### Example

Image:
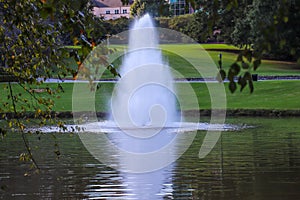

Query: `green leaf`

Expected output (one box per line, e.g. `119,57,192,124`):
216,69,226,82
82,46,92,58
253,59,261,71
243,49,252,63
238,76,247,92
233,0,238,7
236,53,243,62
107,64,120,77
243,71,252,81
242,62,249,69
40,6,54,19
86,28,93,38
229,81,237,93
226,3,232,11
229,62,241,76
228,70,235,82
40,9,49,19
249,80,254,93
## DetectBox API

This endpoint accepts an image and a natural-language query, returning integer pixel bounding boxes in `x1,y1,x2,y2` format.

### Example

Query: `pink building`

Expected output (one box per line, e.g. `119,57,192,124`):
92,0,133,20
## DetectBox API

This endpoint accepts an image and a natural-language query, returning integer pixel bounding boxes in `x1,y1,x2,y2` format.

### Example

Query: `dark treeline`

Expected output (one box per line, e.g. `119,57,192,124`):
109,0,300,62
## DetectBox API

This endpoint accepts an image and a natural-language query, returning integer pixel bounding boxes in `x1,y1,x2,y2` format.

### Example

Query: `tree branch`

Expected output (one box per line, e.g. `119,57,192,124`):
8,82,40,171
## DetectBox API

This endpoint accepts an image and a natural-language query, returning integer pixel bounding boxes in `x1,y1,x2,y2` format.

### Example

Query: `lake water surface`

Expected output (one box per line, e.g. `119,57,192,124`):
1,117,300,199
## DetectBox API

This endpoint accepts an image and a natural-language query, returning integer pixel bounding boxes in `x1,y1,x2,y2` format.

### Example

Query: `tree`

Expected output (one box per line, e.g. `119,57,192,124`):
130,0,170,17
224,0,300,92
105,17,133,35
0,0,117,171
246,0,300,61
192,0,299,92
157,14,207,42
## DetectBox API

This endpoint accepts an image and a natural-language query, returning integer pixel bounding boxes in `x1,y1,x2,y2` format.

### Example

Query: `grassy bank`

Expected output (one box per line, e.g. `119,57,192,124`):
180,81,300,110
1,43,298,116
162,44,300,77
106,44,299,79
1,81,299,114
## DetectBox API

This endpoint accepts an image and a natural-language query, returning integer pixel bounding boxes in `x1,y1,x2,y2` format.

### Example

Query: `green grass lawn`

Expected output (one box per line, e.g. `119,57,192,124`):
197,43,240,50
77,44,299,79
160,44,300,77
110,44,299,77
180,81,300,110
206,50,300,76
1,44,298,114
1,81,299,113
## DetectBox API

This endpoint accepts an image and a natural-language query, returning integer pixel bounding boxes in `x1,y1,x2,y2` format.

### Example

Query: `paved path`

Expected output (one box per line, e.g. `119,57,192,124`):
1,75,300,84
43,75,300,83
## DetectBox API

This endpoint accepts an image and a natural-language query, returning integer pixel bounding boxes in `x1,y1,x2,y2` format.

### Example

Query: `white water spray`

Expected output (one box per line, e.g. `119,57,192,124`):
110,14,178,128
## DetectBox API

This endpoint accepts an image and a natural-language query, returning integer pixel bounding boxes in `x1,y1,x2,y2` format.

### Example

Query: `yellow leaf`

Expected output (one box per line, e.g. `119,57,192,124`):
20,125,25,131
73,37,79,45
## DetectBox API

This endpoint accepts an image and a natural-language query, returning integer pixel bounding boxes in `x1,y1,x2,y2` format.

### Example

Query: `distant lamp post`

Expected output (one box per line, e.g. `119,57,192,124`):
219,53,222,69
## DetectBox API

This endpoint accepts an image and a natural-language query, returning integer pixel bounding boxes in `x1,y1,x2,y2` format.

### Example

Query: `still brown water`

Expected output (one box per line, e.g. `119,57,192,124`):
1,117,300,199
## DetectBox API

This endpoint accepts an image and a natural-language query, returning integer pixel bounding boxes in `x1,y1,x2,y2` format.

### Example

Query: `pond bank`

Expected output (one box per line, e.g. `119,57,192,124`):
1,109,300,120
185,109,300,117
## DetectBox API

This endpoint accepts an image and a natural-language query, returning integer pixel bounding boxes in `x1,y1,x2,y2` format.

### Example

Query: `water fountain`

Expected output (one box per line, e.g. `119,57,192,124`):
110,13,178,128
74,15,226,198
107,15,177,198
28,14,232,199
34,15,233,169
107,14,179,156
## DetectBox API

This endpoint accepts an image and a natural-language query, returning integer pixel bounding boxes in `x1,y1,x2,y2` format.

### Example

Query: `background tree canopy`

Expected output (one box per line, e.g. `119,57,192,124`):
155,0,299,92
130,0,170,17
157,0,299,62
87,0,300,65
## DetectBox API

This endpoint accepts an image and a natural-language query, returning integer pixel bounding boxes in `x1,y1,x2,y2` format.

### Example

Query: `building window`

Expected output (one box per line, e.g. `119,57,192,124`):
106,10,110,14
123,9,127,14
115,10,119,14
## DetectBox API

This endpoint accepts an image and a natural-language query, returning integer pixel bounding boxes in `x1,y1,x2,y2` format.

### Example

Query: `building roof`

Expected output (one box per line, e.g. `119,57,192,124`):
92,0,133,8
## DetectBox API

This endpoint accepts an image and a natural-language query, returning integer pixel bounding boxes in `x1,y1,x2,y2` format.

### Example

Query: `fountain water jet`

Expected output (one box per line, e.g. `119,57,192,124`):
107,14,180,155
110,14,179,129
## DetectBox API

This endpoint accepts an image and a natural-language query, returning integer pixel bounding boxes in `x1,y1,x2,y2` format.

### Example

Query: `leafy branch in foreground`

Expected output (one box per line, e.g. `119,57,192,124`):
0,0,118,171
217,48,262,93
215,0,297,93
7,82,40,172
